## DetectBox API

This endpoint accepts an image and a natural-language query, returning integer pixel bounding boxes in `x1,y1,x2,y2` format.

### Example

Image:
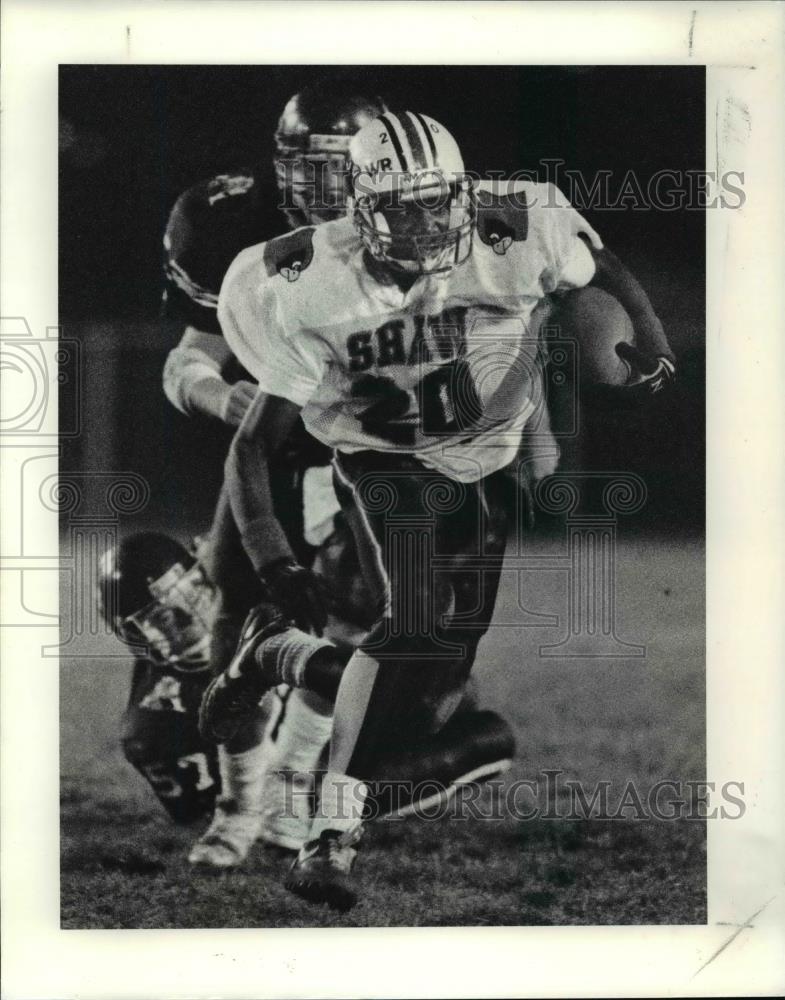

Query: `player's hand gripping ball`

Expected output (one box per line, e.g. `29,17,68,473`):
614,343,676,394
557,287,676,406
557,287,635,386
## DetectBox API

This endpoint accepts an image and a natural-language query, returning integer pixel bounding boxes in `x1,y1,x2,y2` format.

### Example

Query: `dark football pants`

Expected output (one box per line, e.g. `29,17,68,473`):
331,451,510,779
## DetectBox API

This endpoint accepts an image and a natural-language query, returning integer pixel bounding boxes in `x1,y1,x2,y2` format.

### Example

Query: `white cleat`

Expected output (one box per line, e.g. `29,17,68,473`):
188,801,265,869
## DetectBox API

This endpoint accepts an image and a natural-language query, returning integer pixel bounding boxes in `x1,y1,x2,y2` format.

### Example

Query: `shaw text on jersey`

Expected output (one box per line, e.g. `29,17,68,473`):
346,306,469,372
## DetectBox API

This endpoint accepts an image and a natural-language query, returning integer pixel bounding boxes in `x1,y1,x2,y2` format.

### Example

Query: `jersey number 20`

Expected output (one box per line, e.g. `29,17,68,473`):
354,360,483,445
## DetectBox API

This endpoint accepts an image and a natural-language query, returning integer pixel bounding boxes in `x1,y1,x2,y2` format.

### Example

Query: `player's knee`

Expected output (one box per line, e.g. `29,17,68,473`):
360,581,453,659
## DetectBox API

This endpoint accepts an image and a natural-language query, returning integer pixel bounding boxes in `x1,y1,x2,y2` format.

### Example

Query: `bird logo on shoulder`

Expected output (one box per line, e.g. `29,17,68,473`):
263,226,316,282
477,190,529,255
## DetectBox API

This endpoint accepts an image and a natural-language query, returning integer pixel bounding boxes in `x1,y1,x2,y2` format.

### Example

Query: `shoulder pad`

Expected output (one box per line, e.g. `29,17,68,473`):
262,226,316,282
476,188,529,255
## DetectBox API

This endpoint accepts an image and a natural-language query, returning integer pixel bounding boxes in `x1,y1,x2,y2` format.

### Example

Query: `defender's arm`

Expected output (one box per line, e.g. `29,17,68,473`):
225,387,327,634
163,325,256,426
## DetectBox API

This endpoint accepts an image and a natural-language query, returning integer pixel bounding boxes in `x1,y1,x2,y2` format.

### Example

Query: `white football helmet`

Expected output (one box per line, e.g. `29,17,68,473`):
348,111,476,276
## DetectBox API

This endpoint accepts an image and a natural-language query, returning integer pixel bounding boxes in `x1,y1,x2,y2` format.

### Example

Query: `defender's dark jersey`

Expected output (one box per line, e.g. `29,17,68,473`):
121,658,220,824
163,171,279,379
162,170,330,468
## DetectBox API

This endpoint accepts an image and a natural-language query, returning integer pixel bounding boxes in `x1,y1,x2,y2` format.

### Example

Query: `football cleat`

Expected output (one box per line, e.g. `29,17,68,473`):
188,800,265,869
198,604,290,743
371,709,515,819
284,826,363,912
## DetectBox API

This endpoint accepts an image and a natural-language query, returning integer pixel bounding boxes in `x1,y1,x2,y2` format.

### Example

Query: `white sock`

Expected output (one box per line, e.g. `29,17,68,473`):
310,769,367,839
266,688,333,775
218,742,267,814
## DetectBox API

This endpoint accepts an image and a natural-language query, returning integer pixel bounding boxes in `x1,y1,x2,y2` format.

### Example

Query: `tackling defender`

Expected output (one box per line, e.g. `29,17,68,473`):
98,533,222,825
100,531,515,834
203,110,676,909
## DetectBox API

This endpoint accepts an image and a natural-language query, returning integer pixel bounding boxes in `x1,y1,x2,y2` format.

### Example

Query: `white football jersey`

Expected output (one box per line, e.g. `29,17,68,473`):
219,181,602,482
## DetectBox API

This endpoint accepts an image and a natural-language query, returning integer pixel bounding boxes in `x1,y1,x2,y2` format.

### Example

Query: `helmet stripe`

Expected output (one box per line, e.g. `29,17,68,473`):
377,113,408,171
413,112,438,166
399,111,428,169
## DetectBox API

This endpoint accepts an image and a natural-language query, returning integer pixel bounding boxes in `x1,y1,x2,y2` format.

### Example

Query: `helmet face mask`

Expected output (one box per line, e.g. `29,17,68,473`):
98,533,217,674
352,176,476,276
274,144,352,226
348,112,477,278
117,561,216,672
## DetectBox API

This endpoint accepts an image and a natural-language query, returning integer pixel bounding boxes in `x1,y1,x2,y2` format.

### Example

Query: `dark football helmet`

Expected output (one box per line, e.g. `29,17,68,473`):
274,83,388,228
98,532,217,673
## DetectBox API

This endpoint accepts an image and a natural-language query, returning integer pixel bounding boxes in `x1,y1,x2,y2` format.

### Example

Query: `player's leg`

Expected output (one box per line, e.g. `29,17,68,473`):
193,466,350,864
199,465,514,864
286,454,509,909
189,480,273,866
329,456,508,770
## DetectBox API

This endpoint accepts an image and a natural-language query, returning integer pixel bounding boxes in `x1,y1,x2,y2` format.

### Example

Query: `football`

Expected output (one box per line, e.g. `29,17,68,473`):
556,287,635,386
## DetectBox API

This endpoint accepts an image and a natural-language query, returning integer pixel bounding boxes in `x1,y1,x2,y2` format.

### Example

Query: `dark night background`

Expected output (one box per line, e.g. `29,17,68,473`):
59,65,705,536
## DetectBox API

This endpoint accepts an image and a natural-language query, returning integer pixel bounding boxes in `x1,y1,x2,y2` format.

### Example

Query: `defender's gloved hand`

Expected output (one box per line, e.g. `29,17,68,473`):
260,557,328,636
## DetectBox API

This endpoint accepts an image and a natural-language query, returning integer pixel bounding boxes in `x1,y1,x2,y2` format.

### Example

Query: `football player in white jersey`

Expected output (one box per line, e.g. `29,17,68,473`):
203,111,676,909
161,88,517,870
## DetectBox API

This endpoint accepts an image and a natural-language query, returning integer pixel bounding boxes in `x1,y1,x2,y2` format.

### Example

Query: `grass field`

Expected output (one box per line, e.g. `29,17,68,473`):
60,533,705,928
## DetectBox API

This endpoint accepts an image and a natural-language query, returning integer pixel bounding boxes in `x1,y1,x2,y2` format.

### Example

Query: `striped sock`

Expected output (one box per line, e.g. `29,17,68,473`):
256,628,335,689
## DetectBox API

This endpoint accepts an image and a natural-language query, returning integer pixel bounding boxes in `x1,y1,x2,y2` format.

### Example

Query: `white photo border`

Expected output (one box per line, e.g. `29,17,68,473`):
1,1,783,997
